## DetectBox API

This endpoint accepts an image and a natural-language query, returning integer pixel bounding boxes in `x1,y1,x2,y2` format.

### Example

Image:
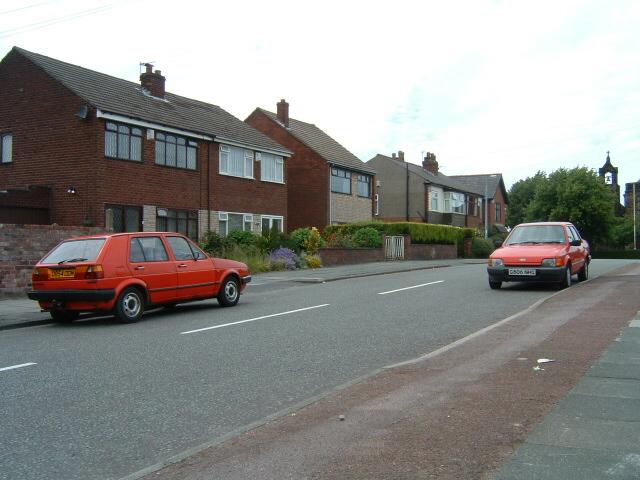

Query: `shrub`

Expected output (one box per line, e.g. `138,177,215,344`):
259,226,292,253
269,247,299,270
352,227,382,248
290,227,324,254
227,230,259,247
221,244,270,273
471,237,495,258
305,254,322,268
200,230,230,256
323,221,473,246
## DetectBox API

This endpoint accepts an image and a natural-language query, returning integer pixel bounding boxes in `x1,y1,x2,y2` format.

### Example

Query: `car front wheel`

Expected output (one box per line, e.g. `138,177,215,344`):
217,277,240,307
489,280,502,290
115,287,144,323
559,264,572,289
578,261,589,282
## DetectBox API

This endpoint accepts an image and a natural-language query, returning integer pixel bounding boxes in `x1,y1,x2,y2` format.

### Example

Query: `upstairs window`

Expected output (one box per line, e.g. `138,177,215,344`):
331,168,351,194
220,145,253,178
155,132,197,170
1,133,12,163
357,174,371,197
105,122,142,161
260,152,284,183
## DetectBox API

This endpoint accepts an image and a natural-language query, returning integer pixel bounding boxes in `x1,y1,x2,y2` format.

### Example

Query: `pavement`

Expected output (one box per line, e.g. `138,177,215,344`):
3,258,640,479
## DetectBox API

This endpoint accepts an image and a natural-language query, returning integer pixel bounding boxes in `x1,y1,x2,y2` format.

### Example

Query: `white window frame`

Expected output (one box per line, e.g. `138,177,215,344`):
218,211,254,236
451,192,466,214
1,133,12,164
430,190,438,211
443,191,451,213
261,215,284,233
260,152,284,183
219,144,254,179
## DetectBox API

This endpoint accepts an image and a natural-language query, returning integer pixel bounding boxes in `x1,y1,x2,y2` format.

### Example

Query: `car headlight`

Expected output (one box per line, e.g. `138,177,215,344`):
541,258,562,267
489,258,504,267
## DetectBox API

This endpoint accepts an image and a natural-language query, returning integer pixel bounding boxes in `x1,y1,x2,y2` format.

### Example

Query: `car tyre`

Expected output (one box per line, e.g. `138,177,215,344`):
559,264,572,289
50,310,80,323
115,287,144,323
217,276,240,307
578,261,589,282
489,280,502,290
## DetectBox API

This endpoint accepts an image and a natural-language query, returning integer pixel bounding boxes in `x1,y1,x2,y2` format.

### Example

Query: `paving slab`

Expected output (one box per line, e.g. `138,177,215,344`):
572,377,640,399
492,444,640,480
551,393,640,422
587,362,640,381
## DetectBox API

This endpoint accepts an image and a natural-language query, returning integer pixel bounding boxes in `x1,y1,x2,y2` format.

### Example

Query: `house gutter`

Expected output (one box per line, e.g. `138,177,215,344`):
406,162,410,221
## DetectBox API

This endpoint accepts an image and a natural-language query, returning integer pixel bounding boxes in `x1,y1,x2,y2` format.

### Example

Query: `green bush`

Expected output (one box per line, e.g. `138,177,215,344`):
353,227,383,248
220,244,270,272
200,230,232,256
471,237,495,258
592,250,640,259
290,227,325,254
258,226,292,253
304,254,322,268
227,230,259,247
323,221,474,245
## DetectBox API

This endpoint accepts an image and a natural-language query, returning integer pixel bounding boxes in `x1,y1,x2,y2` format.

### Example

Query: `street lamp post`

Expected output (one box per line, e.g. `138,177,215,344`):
484,174,497,239
634,182,637,250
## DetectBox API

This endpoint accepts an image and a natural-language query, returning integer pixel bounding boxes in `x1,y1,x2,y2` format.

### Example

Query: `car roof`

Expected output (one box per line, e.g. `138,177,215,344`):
58,232,188,241
515,222,573,227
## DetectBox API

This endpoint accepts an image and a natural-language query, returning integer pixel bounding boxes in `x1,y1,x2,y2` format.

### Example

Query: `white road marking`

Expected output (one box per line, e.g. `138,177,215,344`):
0,362,37,373
378,280,444,295
180,304,331,335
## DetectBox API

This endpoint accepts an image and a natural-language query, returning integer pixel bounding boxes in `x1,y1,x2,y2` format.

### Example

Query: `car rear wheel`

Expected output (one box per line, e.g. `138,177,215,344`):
217,277,240,307
559,264,572,289
489,280,502,290
50,310,80,323
578,261,589,281
115,287,144,323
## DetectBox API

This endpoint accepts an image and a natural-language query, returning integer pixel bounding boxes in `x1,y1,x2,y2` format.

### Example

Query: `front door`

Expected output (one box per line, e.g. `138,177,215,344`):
165,236,217,300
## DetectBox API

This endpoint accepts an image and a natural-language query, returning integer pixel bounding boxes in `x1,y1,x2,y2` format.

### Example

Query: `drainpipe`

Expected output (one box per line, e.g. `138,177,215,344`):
328,163,332,225
405,162,409,221
207,142,211,232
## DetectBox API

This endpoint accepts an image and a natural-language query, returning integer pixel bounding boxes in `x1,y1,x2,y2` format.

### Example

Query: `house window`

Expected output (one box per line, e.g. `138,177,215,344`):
495,203,502,222
105,204,142,232
220,144,253,178
261,215,283,233
155,132,197,170
444,192,451,212
1,133,12,163
331,168,351,194
260,152,284,183
430,190,439,211
105,122,142,161
451,192,466,214
357,175,371,197
157,208,198,239
219,212,253,236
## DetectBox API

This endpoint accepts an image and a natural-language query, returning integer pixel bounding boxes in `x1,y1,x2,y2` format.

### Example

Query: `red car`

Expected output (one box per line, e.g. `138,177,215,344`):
487,222,590,289
28,232,251,323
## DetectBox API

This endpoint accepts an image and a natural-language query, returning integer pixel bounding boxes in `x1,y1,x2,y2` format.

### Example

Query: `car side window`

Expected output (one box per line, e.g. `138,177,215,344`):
566,227,577,243
187,239,207,260
167,236,195,261
569,226,581,240
130,237,169,262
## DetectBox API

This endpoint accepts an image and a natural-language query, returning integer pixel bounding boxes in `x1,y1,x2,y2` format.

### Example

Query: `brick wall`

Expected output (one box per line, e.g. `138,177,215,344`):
0,224,106,297
246,109,329,232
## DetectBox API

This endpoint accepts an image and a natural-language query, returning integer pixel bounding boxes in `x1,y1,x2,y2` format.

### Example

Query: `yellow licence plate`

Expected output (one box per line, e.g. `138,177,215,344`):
49,269,75,279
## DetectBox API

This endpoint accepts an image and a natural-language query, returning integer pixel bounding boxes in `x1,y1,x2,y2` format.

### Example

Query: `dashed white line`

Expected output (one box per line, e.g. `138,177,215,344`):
0,362,37,373
378,280,444,295
180,304,331,335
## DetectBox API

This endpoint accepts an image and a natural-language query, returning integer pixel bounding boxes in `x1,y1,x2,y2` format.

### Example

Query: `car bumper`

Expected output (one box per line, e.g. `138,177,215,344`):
487,266,566,283
28,289,116,302
241,276,251,285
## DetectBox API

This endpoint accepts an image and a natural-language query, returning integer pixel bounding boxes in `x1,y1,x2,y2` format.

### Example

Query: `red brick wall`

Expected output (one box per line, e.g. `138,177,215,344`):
0,223,106,296
246,110,329,232
209,142,287,223
489,185,507,226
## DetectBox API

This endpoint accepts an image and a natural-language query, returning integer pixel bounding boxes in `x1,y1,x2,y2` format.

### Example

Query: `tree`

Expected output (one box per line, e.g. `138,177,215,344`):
508,167,617,248
506,171,546,226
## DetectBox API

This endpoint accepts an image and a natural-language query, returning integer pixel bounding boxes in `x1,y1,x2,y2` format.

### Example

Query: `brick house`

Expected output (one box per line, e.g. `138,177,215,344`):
449,173,508,230
245,100,376,232
367,151,492,229
0,47,292,239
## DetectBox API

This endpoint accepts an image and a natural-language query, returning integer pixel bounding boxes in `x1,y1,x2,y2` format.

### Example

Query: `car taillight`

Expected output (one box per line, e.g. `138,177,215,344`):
32,267,48,282
77,265,104,279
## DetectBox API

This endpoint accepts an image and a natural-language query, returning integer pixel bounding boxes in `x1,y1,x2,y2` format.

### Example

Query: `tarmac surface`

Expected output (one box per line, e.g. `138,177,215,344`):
3,259,640,479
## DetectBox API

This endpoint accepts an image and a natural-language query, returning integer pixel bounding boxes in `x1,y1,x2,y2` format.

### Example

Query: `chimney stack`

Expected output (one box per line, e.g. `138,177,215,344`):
277,99,289,127
423,152,439,175
398,151,405,162
140,63,166,99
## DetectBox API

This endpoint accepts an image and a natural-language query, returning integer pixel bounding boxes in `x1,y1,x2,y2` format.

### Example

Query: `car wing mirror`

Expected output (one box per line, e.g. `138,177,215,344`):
570,239,581,247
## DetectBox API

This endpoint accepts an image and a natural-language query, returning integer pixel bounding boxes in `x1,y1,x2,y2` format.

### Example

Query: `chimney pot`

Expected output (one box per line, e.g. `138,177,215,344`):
391,153,397,159
398,151,405,162
423,152,439,175
277,99,290,127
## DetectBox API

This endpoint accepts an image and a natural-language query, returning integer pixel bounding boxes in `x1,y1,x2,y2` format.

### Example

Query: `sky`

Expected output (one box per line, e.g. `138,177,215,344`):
1,0,639,202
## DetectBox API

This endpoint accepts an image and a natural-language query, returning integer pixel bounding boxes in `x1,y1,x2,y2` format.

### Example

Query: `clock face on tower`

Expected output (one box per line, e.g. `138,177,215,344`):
605,172,613,184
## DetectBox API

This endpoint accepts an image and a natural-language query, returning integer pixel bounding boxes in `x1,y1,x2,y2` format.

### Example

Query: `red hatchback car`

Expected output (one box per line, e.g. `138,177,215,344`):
487,222,590,290
28,232,251,323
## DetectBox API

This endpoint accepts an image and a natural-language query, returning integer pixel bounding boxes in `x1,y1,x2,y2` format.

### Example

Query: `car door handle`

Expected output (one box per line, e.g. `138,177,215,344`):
134,266,145,271
178,264,188,268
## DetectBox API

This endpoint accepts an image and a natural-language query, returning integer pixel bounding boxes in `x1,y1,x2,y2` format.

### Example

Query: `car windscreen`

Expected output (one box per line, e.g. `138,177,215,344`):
41,238,106,264
505,225,566,245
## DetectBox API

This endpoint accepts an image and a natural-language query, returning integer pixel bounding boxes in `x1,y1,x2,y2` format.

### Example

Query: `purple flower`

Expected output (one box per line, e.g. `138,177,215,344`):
269,247,299,270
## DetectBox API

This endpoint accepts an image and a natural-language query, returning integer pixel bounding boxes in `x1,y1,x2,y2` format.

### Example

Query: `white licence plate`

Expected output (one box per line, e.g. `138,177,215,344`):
508,268,536,276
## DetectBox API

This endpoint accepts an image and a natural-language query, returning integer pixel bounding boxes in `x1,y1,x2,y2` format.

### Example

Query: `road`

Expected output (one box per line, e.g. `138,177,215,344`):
0,259,634,479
